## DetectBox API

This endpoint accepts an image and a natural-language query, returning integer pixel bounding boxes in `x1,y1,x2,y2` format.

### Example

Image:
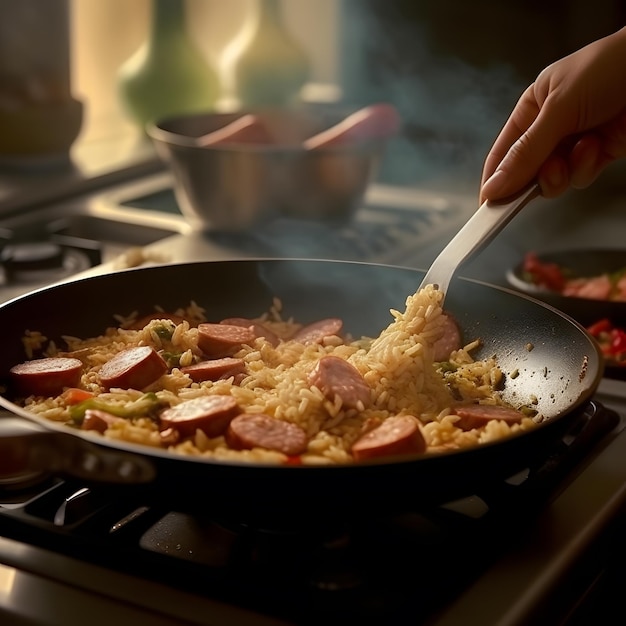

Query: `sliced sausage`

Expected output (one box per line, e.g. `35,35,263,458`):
308,355,370,409
9,357,83,397
82,409,125,434
197,323,256,358
226,413,308,456
351,415,426,461
291,318,343,344
160,395,241,437
433,313,462,361
220,317,280,347
126,312,190,331
452,404,525,431
181,357,246,383
99,346,168,390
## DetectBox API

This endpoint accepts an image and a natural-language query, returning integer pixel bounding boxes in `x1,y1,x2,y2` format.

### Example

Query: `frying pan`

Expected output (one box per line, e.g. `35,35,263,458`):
0,259,603,526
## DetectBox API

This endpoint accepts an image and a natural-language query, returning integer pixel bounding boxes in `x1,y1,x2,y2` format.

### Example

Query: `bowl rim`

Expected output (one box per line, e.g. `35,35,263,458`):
506,247,626,297
506,248,626,379
145,108,389,154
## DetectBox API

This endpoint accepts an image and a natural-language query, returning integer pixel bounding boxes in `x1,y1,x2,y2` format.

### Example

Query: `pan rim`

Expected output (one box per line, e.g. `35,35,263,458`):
0,258,604,472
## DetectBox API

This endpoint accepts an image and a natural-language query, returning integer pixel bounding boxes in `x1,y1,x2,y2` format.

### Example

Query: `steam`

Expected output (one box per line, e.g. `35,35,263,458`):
340,5,526,186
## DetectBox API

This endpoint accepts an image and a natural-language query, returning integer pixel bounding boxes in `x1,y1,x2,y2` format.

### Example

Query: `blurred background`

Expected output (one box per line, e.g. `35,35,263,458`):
71,0,626,184
2,0,624,187
71,0,340,138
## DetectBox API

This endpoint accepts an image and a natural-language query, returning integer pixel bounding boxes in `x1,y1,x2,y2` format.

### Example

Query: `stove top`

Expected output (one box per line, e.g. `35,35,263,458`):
0,398,625,625
2,173,626,624
0,171,474,304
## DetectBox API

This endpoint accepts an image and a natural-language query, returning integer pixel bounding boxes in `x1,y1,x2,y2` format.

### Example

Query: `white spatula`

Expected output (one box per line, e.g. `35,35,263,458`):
419,183,541,301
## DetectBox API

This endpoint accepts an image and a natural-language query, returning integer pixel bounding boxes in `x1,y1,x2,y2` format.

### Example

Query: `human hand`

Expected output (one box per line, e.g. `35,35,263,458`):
480,26,626,202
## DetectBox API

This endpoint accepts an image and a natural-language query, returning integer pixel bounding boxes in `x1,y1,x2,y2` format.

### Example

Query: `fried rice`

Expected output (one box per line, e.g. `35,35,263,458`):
11,284,540,465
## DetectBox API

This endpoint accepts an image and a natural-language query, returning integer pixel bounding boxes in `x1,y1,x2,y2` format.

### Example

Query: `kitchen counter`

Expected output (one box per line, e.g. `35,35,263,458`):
1,145,626,626
0,121,163,216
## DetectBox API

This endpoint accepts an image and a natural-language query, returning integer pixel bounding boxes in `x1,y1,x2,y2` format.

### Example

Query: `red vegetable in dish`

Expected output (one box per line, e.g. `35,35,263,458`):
522,251,626,301
63,388,95,405
586,318,626,367
522,251,566,292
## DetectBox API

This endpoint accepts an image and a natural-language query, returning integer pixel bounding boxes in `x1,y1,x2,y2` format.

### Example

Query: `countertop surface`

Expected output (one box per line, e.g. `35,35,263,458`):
0,121,163,216
2,121,625,295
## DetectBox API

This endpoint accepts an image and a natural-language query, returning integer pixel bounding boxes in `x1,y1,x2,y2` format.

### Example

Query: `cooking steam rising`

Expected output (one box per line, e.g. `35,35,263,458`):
340,4,526,186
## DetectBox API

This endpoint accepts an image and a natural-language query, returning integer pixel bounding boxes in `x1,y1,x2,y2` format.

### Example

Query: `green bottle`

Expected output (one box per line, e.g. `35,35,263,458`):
221,0,311,108
118,0,220,128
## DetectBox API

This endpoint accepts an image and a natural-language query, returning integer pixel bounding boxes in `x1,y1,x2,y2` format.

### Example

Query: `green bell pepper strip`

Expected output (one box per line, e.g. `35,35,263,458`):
69,392,162,425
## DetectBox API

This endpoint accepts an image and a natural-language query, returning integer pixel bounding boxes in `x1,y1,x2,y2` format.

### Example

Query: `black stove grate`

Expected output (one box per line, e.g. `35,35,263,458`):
0,222,102,290
0,401,619,625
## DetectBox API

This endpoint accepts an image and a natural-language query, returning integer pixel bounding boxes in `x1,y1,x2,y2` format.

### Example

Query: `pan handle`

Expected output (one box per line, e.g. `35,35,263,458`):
0,415,157,484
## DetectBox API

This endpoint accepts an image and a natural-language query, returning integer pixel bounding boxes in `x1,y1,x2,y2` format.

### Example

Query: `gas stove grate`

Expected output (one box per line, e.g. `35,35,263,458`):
0,401,619,625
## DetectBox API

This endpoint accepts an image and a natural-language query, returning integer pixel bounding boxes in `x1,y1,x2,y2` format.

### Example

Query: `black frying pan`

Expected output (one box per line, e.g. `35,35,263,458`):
0,260,603,525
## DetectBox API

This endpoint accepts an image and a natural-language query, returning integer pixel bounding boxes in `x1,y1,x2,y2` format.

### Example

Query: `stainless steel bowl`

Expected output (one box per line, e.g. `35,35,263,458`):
147,107,391,232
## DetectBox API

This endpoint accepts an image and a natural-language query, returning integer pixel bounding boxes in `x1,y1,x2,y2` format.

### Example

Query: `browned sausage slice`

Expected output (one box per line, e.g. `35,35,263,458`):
160,395,241,437
220,317,280,347
433,313,462,361
291,318,343,344
9,357,83,397
82,409,125,433
181,357,246,382
226,413,308,456
452,404,525,431
127,312,191,330
308,355,370,409
99,346,168,390
351,415,425,461
197,323,256,358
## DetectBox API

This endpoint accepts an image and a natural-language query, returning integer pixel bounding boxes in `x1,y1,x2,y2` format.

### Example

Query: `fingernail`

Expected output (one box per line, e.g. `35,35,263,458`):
481,169,506,197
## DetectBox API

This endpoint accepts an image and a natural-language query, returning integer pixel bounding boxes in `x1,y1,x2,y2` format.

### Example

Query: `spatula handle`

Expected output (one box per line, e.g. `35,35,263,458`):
419,182,541,298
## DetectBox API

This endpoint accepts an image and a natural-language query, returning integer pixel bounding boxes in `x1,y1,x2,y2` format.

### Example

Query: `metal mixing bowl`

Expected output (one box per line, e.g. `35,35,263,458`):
146,108,388,232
